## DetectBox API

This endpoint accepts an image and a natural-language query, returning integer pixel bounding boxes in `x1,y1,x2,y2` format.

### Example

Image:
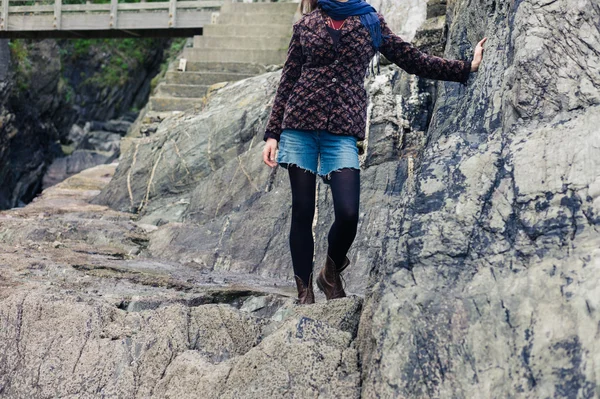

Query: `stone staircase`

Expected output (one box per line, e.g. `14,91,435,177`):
146,0,299,115
183,1,298,64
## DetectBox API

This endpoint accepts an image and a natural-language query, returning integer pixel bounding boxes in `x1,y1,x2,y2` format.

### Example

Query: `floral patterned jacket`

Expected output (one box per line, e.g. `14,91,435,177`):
263,7,472,142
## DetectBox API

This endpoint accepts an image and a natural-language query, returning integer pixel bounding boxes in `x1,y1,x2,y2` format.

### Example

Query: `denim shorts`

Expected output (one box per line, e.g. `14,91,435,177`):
276,128,360,184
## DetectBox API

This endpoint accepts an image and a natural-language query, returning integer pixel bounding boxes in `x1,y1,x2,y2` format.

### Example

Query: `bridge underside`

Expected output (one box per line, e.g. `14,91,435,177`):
0,27,204,39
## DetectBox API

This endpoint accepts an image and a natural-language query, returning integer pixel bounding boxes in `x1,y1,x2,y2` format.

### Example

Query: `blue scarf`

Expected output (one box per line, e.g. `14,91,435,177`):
317,0,383,50
317,0,386,76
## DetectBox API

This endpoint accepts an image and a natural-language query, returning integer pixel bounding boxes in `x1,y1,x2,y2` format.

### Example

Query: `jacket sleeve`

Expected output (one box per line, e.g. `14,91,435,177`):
263,24,305,142
376,12,472,85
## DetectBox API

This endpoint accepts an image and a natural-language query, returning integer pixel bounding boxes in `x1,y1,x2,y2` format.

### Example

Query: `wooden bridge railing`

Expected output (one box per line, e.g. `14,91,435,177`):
0,0,224,38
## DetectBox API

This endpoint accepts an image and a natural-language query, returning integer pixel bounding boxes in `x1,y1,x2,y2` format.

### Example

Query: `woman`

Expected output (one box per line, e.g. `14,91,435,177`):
262,0,487,304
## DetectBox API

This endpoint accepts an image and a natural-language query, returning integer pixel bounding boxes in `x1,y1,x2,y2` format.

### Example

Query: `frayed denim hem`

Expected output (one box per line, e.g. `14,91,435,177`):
279,162,360,185
278,161,318,176
320,166,360,185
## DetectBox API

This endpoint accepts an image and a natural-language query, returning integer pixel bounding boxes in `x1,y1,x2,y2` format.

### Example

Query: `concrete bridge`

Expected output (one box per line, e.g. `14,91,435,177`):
0,0,224,38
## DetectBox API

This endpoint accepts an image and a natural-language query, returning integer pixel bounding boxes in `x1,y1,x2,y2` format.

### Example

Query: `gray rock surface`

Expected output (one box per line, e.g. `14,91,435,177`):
41,149,116,189
0,292,362,398
0,163,363,398
42,119,130,189
357,0,600,397
370,0,428,42
1,0,599,396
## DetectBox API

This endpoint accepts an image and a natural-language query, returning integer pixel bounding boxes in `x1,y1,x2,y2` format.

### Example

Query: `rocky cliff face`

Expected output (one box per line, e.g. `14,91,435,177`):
0,37,171,210
357,0,600,397
1,0,599,397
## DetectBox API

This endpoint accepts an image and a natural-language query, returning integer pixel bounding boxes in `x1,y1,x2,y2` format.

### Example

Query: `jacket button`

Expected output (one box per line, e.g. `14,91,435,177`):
332,77,337,82
333,60,339,64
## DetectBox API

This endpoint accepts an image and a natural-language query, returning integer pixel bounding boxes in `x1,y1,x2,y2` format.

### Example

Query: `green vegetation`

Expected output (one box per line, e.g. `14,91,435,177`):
8,39,32,93
58,75,75,103
73,39,92,57
61,37,158,88
9,30,178,106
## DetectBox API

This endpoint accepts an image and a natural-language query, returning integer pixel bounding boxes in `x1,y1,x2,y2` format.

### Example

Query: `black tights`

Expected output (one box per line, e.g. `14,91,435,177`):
288,164,360,286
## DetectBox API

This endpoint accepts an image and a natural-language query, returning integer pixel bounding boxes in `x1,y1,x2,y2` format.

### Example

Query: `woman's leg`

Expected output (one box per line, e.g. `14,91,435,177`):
288,164,317,286
326,167,360,268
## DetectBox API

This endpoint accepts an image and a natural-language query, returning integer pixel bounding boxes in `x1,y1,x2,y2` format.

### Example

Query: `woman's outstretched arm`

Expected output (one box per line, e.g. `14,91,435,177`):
263,24,305,142
376,12,485,84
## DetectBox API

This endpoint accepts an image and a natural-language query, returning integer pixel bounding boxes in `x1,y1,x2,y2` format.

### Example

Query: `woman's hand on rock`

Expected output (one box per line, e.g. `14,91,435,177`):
471,37,488,72
263,138,278,167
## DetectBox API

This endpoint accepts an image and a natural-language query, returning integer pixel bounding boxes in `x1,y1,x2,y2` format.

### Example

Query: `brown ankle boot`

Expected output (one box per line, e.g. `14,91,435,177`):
316,254,350,300
294,272,315,304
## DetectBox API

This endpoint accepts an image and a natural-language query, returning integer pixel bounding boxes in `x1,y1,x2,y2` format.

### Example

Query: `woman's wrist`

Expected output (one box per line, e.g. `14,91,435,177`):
471,37,487,72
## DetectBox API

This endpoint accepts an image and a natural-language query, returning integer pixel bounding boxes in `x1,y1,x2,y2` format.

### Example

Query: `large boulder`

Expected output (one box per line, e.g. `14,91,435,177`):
357,0,600,397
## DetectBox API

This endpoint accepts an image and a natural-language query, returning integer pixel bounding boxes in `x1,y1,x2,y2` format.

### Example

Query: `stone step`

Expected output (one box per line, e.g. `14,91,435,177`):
149,96,205,112
203,23,292,38
217,12,295,25
155,82,210,98
182,47,287,65
165,70,255,85
193,35,291,50
173,60,267,74
221,1,298,14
